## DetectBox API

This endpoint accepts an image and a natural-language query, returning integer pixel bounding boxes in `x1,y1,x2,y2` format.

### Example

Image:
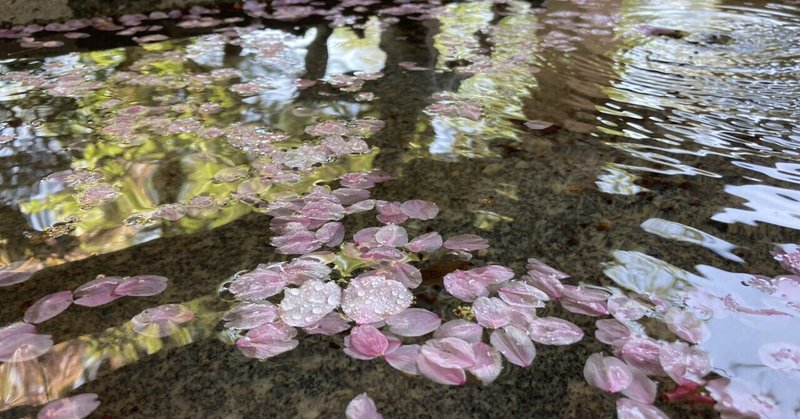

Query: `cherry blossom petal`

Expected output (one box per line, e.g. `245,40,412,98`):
658,341,712,385
523,258,567,299
0,261,36,287
399,200,439,220
616,398,668,419
304,312,352,335
473,265,514,285
467,342,503,385
23,291,73,324
473,297,513,329
384,344,420,375
385,262,422,289
279,280,341,327
608,297,649,322
527,317,584,345
595,319,631,349
223,302,278,330
361,247,406,261
490,326,536,367
499,281,549,307
405,232,443,253
283,258,333,285
443,234,489,251
420,337,477,369
0,332,53,362
332,188,371,205
374,225,408,247
621,368,658,404
271,230,322,254
131,304,194,338
73,276,123,307
346,393,383,419
433,320,484,343
583,353,634,393
341,276,412,323
316,222,345,247
113,275,168,297
561,298,609,317
0,322,36,340
344,325,389,360
663,307,710,344
37,393,100,419
229,266,287,301
354,227,380,247
386,308,441,337
236,322,299,359
758,342,800,372
620,337,665,375
375,201,408,224
346,200,376,214
443,270,490,302
416,351,467,385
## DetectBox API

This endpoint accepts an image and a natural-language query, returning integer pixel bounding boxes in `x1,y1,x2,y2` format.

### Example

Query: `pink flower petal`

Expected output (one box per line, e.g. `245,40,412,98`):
473,265,514,285
527,317,584,345
0,331,53,362
341,276,412,324
420,337,477,368
489,325,536,367
621,368,658,404
663,307,709,344
375,201,408,225
433,320,484,343
271,230,321,255
37,393,100,419
282,258,333,285
23,291,73,324
345,393,383,419
316,222,345,247
595,319,631,349
443,270,490,302
374,225,408,247
616,398,668,419
383,262,422,289
73,276,123,307
620,337,665,375
229,265,287,300
223,302,278,330
658,341,712,385
332,188,371,205
443,234,489,251
304,312,352,335
608,297,649,322
113,275,168,297
561,297,609,317
583,353,634,393
384,344,420,375
131,304,194,337
416,351,467,385
236,322,299,359
0,322,36,340
399,199,439,220
279,280,341,327
405,232,443,253
473,297,513,329
344,325,389,360
499,281,549,307
386,308,441,337
467,342,503,385
758,342,800,372
523,258,567,299
0,260,37,287
346,200,376,214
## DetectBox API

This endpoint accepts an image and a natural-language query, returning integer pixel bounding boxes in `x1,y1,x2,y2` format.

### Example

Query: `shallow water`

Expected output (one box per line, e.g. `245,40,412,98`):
1,0,799,417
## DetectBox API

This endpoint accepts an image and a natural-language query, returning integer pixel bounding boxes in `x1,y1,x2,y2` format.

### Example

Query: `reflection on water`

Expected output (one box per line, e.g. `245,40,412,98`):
1,0,800,416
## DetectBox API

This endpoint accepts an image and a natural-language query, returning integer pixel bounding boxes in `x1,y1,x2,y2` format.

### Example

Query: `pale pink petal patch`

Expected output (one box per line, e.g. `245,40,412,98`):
113,275,168,297
621,368,658,404
131,304,194,338
23,291,73,324
490,326,536,367
443,234,489,251
758,342,800,372
405,232,443,253
0,322,36,340
527,317,584,345
400,200,439,220
583,353,634,393
561,286,610,316
354,227,380,247
304,312,352,335
345,393,383,419
433,320,483,343
332,188,370,205
472,265,514,285
384,262,422,289
223,302,278,330
229,265,287,301
375,200,408,225
595,319,631,349
773,248,800,275
523,258,567,299
279,280,341,327
386,308,441,337
344,325,389,360
420,337,477,369
0,331,53,362
384,344,420,375
73,276,124,307
37,393,100,419
608,297,649,322
616,398,668,419
416,350,467,385
282,258,332,285
271,230,321,255
443,270,490,302
663,307,710,344
658,341,712,385
620,337,665,375
341,276,412,323
0,260,38,287
346,200,376,214
236,322,299,359
499,281,549,307
316,222,345,247
473,297,513,329
467,342,503,385
524,120,554,130
374,225,408,247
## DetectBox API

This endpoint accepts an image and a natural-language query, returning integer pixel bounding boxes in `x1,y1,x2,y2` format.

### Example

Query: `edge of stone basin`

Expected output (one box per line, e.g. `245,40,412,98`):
1,0,238,26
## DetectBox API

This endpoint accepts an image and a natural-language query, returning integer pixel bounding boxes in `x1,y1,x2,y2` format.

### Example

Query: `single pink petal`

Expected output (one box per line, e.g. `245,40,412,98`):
278,280,341,327
489,325,536,367
595,319,631,349
499,281,549,307
374,225,408,247
416,351,467,385
420,337,477,368
561,297,609,317
523,258,567,299
663,307,709,344
0,322,36,340
621,368,658,404
467,342,503,385
304,312,352,335
131,304,194,337
37,393,100,419
228,265,287,301
506,305,538,329
282,258,332,285
562,286,611,302
23,291,73,324
354,227,380,247
73,276,123,307
399,199,439,220
583,353,634,393
346,200,376,214
616,398,668,419
113,275,168,297
345,393,383,419
0,260,37,287
341,276,412,323
473,297,513,329
405,232,443,253
361,246,406,261
332,188,371,205
620,337,665,375
608,297,649,322
344,325,389,360
527,317,584,345
386,308,441,337
271,230,321,255
0,332,53,362
433,320,483,343
472,265,514,285
236,322,299,359
443,234,489,251
658,341,712,385
443,270,490,302
384,344,420,375
223,302,278,330
316,222,345,247
384,262,422,289
758,342,800,372
375,201,408,225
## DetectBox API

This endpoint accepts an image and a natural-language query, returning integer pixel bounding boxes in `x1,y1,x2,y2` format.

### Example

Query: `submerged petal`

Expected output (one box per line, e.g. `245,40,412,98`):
346,393,383,419
443,234,489,251
37,393,100,419
23,291,73,324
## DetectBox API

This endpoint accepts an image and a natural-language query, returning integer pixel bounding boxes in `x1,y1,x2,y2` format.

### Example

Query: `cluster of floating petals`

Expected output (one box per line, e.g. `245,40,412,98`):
73,274,168,307
36,394,100,419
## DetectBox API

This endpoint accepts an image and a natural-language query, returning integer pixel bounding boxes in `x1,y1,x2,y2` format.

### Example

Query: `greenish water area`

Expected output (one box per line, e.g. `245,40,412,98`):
1,0,799,417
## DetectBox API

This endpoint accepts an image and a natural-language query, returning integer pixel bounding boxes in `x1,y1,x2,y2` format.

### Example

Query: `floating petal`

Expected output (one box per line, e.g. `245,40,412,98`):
467,342,503,385
400,200,439,220
131,304,194,338
113,275,168,297
583,353,634,393
386,308,441,337
229,265,287,301
73,276,123,307
420,337,477,368
345,393,383,419
279,280,341,327
384,344,420,375
658,341,712,385
341,276,412,324
405,232,443,253
344,325,389,360
616,398,668,419
304,312,352,335
443,234,489,251
473,297,512,329
527,317,584,345
223,302,278,330
490,326,536,367
663,307,709,344
23,291,73,324
37,393,100,419
416,351,467,385
236,322,299,359
443,270,490,302
374,225,408,247
499,281,549,307
433,320,483,343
